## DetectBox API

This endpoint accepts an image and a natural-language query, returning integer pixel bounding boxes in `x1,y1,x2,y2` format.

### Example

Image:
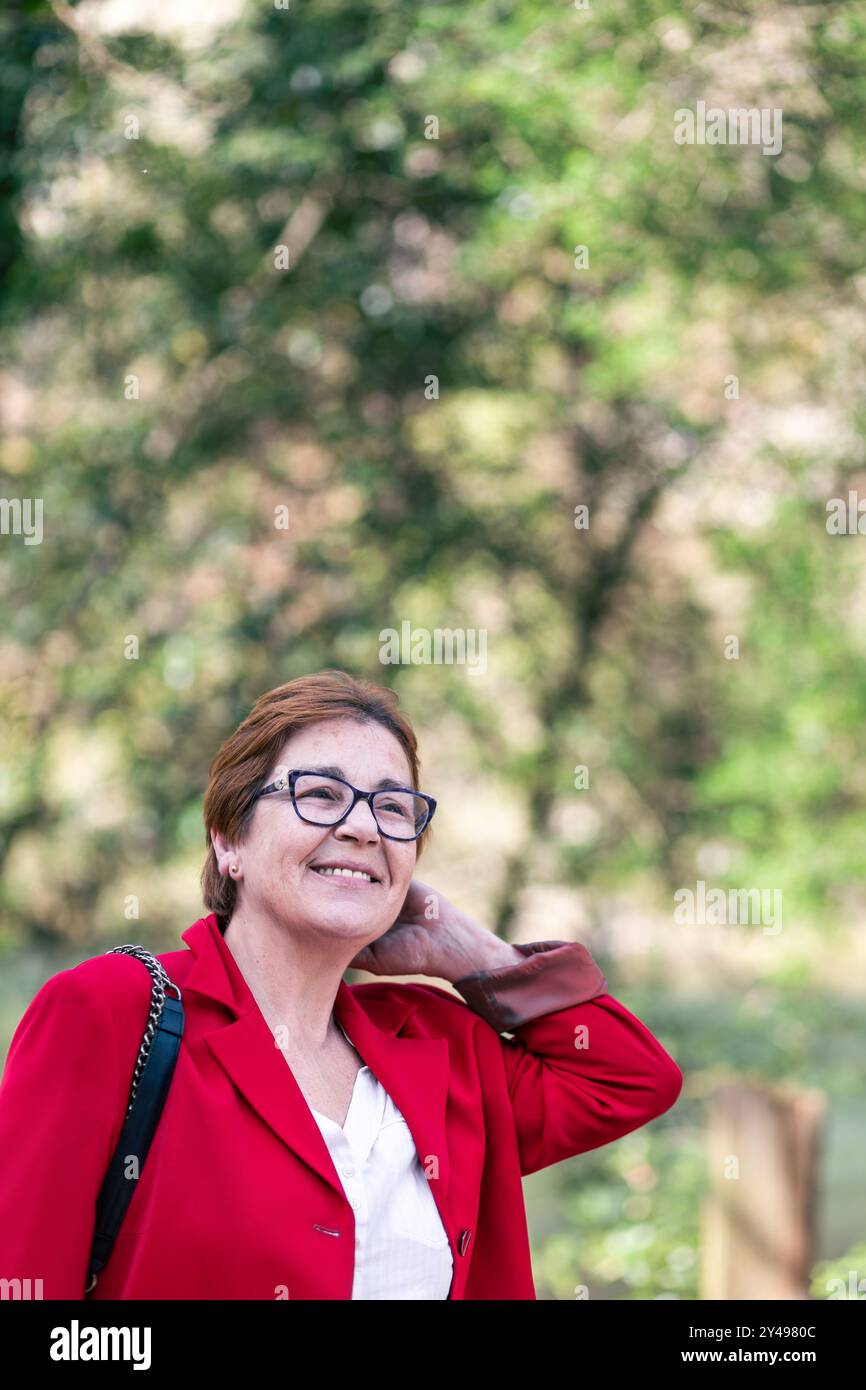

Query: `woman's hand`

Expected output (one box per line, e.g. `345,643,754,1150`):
348,877,523,981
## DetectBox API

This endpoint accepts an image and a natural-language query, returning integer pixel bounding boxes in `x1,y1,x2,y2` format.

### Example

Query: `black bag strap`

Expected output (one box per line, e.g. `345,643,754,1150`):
85,945,184,1296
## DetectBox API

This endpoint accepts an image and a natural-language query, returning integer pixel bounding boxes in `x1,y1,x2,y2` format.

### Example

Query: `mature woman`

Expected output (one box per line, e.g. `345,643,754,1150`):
0,669,682,1300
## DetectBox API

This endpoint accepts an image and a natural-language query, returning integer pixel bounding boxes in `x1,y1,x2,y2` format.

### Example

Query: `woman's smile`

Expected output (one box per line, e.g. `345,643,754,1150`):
308,864,382,887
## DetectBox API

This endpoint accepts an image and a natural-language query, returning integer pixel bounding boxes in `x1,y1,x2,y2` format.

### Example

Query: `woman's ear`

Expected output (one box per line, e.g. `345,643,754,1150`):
210,828,238,876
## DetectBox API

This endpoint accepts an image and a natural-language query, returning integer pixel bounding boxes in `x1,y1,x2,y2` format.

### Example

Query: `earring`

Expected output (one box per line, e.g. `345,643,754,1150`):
230,864,239,877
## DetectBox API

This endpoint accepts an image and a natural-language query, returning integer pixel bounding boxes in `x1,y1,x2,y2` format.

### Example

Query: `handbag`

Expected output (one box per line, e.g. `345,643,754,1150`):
84,944,184,1296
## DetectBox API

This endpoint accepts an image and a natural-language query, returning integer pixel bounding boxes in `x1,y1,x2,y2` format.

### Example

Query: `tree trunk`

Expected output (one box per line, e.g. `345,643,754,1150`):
701,1080,824,1300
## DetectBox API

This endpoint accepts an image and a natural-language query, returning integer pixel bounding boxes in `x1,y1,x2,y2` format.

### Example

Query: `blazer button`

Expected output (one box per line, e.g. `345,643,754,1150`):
458,1229,472,1256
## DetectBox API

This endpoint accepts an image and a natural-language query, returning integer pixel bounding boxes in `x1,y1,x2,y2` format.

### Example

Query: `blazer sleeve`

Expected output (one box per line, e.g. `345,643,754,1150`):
452,941,683,1176
0,968,124,1299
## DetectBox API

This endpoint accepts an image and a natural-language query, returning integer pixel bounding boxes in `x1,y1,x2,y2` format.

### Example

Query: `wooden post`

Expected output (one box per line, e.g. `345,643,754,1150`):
701,1080,825,1300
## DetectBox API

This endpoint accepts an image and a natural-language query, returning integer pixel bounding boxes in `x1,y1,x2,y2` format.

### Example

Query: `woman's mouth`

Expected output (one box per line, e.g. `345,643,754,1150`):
309,866,380,886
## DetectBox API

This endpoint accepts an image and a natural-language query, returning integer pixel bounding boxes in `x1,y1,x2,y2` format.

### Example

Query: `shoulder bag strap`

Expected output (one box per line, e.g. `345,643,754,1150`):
85,945,184,1296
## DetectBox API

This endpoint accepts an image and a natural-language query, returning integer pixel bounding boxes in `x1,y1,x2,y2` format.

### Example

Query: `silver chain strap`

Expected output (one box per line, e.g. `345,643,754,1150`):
107,945,182,1114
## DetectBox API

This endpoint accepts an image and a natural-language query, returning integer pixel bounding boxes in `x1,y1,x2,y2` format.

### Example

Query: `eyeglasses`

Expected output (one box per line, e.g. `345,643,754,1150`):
252,768,436,842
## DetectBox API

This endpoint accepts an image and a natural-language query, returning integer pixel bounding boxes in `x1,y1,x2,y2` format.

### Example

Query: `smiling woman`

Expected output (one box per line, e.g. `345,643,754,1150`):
0,668,683,1300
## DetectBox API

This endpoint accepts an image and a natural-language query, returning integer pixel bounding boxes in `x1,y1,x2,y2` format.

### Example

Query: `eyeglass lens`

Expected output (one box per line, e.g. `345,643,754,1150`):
293,774,429,838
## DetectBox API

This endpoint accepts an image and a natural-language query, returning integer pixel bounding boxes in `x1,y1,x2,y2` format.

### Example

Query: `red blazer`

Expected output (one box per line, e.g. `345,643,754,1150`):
0,913,682,1300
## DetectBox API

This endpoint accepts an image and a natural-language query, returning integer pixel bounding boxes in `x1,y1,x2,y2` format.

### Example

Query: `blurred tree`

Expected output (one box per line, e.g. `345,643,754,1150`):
0,0,865,958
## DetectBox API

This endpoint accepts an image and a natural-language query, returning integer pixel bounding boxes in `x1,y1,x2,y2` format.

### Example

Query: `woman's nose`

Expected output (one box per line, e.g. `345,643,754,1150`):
335,799,381,839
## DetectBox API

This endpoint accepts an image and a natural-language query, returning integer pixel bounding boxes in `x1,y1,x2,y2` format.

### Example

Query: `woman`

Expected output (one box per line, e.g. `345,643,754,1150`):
0,669,682,1300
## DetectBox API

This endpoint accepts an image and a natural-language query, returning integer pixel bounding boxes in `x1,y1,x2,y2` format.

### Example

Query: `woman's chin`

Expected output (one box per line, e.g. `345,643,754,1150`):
303,904,390,938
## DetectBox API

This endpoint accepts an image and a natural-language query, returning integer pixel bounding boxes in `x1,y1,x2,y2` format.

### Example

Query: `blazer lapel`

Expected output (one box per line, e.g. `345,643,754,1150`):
179,916,452,1218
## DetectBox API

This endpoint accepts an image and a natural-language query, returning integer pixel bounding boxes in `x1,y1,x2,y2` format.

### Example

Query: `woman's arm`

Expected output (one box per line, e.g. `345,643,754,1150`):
355,881,683,1178
429,940,683,1176
0,969,123,1299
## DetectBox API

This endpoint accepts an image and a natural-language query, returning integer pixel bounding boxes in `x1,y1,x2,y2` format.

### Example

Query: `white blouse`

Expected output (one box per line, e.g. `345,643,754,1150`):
308,1023,454,1300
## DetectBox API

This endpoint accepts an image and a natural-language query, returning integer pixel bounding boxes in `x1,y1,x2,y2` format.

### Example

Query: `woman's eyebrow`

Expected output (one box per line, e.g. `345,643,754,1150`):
303,764,408,790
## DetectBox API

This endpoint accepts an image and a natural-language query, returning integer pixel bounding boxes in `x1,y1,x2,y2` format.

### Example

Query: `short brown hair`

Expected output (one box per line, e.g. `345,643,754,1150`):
201,669,429,929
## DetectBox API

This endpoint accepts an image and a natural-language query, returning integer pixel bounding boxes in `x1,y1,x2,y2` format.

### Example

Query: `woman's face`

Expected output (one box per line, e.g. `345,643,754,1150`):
218,717,420,949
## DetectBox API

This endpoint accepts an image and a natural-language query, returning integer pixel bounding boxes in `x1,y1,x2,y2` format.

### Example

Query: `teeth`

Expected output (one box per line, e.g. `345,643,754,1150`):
313,866,375,882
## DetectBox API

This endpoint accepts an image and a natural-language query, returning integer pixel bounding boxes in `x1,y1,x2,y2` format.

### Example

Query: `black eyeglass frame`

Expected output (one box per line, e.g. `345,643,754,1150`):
252,768,436,842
